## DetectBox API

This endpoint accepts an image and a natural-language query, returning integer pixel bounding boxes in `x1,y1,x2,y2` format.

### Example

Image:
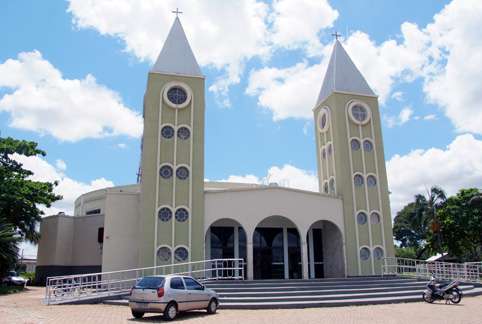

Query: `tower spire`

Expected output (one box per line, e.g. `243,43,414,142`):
151,16,202,77
316,40,375,105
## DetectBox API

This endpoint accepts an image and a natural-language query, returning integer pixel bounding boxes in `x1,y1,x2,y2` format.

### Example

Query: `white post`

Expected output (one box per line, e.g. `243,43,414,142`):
283,227,289,279
301,239,309,279
247,239,254,280
234,226,239,278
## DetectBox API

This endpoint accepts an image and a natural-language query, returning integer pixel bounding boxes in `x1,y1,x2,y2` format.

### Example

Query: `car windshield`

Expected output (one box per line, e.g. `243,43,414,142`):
8,271,17,276
135,277,165,289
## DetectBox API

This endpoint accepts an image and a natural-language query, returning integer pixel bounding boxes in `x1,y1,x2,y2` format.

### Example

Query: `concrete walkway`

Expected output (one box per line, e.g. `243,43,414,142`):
1,287,481,324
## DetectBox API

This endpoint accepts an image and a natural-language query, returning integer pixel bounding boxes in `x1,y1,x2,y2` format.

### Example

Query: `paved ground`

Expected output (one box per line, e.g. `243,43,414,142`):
1,287,481,324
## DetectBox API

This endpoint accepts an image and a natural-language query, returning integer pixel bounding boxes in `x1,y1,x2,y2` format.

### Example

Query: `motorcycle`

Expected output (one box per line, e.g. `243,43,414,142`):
422,275,462,304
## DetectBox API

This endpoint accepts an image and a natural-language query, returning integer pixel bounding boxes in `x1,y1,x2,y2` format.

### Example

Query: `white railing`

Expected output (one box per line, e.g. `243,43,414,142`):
44,258,244,305
382,257,482,283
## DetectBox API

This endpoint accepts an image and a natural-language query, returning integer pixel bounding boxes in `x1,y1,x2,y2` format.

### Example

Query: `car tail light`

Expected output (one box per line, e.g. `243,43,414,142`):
157,287,164,298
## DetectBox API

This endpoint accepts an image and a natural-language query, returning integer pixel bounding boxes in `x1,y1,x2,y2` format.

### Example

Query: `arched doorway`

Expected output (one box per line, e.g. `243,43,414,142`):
205,219,247,276
253,216,302,279
306,220,345,278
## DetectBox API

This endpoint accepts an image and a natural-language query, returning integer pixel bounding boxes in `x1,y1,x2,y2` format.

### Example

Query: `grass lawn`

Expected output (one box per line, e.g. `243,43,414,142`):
0,285,25,295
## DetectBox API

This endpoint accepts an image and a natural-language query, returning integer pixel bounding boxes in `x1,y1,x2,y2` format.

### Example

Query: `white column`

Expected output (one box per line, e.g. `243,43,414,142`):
308,228,315,279
234,226,239,278
247,239,253,280
301,239,309,279
283,227,289,279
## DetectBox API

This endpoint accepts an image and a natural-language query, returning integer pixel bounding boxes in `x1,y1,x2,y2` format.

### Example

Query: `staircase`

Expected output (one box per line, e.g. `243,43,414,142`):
203,277,482,309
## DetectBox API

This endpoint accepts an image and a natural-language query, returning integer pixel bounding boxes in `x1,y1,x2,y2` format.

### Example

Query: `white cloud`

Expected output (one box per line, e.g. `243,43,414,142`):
0,51,142,141
219,164,319,192
391,91,404,102
269,0,338,55
399,106,414,125
246,61,327,120
55,159,67,171
12,153,114,215
383,106,414,127
386,134,482,216
423,114,437,121
416,0,482,135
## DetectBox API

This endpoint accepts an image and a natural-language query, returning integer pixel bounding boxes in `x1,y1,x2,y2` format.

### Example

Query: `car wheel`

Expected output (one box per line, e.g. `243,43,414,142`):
163,302,177,321
207,298,218,314
131,310,144,319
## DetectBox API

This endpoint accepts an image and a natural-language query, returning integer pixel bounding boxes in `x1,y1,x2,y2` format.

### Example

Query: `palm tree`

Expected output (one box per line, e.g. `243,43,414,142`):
0,218,20,276
413,186,447,256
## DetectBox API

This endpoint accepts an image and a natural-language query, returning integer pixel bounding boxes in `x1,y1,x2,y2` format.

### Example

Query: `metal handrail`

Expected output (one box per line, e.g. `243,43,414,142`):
382,257,481,283
45,258,244,305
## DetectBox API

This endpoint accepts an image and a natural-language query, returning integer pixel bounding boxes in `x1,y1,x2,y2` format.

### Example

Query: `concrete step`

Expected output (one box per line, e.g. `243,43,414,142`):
219,287,482,309
205,278,417,288
218,286,475,303
217,284,473,297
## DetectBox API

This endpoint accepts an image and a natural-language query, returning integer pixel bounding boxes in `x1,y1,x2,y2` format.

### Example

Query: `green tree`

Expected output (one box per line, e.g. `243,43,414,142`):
0,218,21,275
393,186,447,259
438,188,482,262
0,137,62,243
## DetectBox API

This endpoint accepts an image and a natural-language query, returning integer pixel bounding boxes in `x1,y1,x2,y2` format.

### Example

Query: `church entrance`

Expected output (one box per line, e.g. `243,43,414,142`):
253,216,302,280
205,219,247,278
307,220,345,278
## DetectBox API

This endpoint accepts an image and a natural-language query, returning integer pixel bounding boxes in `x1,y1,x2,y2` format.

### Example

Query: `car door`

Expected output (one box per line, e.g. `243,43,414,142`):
183,277,210,309
168,277,188,311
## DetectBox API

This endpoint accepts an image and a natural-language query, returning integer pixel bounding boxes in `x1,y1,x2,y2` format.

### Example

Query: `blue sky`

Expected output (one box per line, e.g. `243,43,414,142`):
2,1,482,256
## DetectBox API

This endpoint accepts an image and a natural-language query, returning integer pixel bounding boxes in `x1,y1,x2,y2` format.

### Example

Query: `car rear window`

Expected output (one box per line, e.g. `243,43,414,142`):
135,277,165,289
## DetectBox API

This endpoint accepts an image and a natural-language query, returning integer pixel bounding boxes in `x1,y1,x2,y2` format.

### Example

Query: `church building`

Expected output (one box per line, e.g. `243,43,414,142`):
36,17,395,283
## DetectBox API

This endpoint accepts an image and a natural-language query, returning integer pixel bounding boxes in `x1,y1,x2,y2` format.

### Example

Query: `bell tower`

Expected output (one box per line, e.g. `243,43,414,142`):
313,40,395,276
139,17,205,268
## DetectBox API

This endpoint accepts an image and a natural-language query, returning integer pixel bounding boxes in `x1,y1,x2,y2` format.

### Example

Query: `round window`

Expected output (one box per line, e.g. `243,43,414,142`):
360,247,371,261
318,108,330,132
354,174,364,187
363,140,373,152
175,208,189,222
158,207,172,222
351,138,361,151
367,175,377,187
167,86,188,105
157,247,171,262
176,166,189,180
174,247,189,262
370,212,381,224
329,178,335,193
349,103,370,124
357,212,367,225
161,125,175,139
177,126,191,140
373,247,384,260
159,165,173,179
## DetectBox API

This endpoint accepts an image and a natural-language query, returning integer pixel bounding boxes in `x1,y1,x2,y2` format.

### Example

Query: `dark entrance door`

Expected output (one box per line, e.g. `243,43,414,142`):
253,228,284,279
308,228,324,278
287,228,302,279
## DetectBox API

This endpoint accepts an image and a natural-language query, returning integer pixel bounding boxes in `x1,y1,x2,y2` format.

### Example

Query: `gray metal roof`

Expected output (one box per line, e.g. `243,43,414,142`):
317,40,375,105
151,17,203,77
